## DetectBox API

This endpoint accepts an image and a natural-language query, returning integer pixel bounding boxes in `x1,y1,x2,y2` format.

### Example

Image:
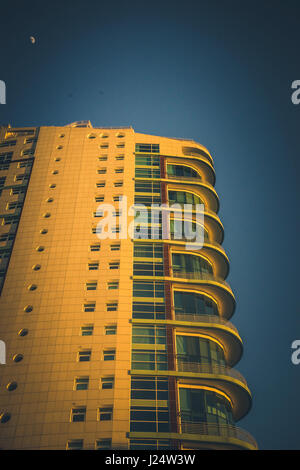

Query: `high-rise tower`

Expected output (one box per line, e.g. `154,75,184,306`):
0,122,257,450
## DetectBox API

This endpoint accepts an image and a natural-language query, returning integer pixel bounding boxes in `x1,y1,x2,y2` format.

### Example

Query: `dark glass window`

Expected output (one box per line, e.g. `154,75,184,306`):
132,325,166,345
135,143,159,153
176,335,225,366
174,291,218,317
167,164,200,179
179,388,234,426
132,301,165,320
168,190,203,206
133,280,164,298
172,253,213,278
131,376,169,401
130,406,169,432
132,349,167,371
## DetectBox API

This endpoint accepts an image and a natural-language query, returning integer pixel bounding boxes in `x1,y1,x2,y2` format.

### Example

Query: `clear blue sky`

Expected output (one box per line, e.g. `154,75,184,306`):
0,0,299,449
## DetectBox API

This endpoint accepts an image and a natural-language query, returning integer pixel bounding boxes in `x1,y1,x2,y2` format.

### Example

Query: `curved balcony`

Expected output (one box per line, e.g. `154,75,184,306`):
168,238,229,279
176,358,247,386
169,270,235,319
128,421,257,450
172,314,242,365
165,154,216,186
165,177,219,214
161,205,224,244
177,420,258,450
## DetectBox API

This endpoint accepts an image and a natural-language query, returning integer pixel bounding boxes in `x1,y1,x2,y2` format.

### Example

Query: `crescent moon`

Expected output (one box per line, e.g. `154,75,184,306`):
30,36,36,44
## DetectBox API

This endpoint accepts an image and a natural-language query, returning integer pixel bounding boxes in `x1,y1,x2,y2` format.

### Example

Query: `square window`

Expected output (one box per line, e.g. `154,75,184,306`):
88,262,99,270
98,407,113,421
95,196,104,202
106,302,118,312
96,182,105,188
71,407,86,422
105,325,117,335
95,439,112,450
110,244,120,251
86,281,97,290
103,349,116,361
101,377,115,390
81,325,94,336
66,439,84,450
107,281,119,290
74,377,89,390
83,302,96,312
109,261,120,269
78,350,91,361
90,244,100,252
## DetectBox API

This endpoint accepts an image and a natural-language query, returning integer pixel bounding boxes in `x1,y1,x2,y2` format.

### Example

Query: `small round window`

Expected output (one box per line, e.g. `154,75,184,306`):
0,413,11,423
13,354,23,363
18,329,28,337
7,382,18,392
24,305,33,313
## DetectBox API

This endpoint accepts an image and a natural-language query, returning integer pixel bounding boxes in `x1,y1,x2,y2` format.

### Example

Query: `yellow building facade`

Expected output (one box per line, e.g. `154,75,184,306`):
0,122,257,450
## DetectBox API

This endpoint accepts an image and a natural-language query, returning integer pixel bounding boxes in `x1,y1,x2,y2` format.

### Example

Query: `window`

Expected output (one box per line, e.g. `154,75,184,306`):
134,242,163,259
167,164,200,179
15,174,29,182
83,302,96,312
131,376,168,401
132,349,167,371
174,291,219,318
109,261,119,269
130,406,169,432
81,325,94,336
105,325,117,335
130,439,171,450
0,152,13,164
135,167,160,178
101,377,114,390
2,215,19,225
90,244,100,252
135,143,159,153
97,168,107,174
96,181,105,188
110,243,120,251
135,155,160,166
98,156,108,161
133,280,164,299
103,349,116,361
133,260,163,277
71,407,86,422
113,195,123,202
115,168,124,174
0,233,14,242
0,140,16,148
66,439,84,450
0,164,9,170
116,143,125,148
115,155,124,161
74,377,89,390
95,196,104,202
10,187,26,195
18,161,32,168
88,262,99,270
98,407,113,421
172,253,213,278
114,181,123,187
95,439,112,450
132,325,166,345
100,144,109,149
107,281,119,290
176,335,225,367
7,202,23,210
86,281,97,290
106,302,118,312
78,350,91,362
168,190,203,207
93,211,103,217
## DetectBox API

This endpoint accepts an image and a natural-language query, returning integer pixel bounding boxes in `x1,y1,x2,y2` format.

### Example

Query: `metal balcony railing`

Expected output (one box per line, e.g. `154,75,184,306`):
175,357,248,386
178,419,258,449
173,312,239,335
170,270,232,291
